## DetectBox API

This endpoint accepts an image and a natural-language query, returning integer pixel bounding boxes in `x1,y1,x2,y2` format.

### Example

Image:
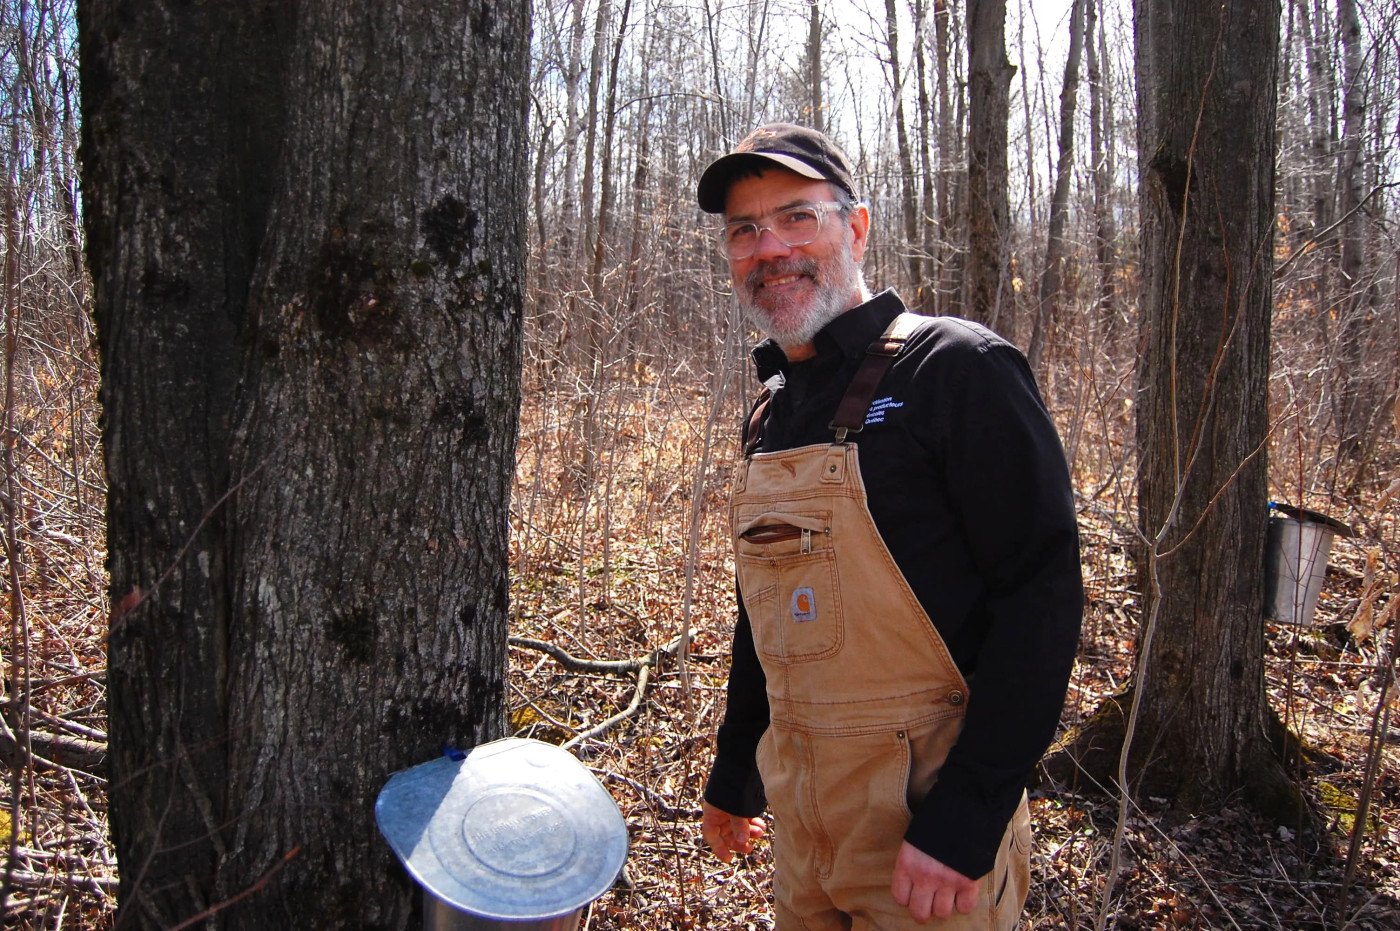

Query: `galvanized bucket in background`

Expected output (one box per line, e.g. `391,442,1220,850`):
376,737,628,930
1264,502,1354,626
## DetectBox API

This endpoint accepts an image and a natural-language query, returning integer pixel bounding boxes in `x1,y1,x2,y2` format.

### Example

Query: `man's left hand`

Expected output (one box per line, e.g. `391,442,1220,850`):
890,841,981,923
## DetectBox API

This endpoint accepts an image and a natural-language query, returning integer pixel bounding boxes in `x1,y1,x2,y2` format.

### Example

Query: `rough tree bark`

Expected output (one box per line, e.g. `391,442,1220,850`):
965,0,1014,330
81,1,529,927
1128,0,1291,813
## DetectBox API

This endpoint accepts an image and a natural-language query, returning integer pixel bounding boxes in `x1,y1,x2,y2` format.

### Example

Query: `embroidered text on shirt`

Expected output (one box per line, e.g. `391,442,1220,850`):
865,396,905,426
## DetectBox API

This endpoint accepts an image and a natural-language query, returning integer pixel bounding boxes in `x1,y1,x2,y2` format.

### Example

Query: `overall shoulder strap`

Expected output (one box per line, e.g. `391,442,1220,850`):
828,312,927,444
743,388,772,457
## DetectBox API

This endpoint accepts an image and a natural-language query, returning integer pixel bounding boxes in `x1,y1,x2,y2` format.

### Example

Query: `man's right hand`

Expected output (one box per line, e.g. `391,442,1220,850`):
891,841,981,922
700,799,766,862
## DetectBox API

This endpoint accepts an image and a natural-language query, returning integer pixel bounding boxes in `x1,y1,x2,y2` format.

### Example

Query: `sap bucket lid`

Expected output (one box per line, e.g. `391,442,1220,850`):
375,737,628,922
1268,501,1355,537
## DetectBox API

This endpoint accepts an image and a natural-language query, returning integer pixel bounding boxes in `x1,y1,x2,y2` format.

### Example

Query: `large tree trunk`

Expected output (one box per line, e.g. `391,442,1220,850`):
81,1,529,927
965,0,1014,330
1130,0,1288,811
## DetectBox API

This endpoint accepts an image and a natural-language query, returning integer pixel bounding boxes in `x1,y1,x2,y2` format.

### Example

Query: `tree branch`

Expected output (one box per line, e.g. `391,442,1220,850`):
508,634,682,674
563,663,650,751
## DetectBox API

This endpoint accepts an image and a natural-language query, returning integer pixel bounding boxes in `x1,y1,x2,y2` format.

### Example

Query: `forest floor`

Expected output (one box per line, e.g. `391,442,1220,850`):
504,482,1400,931
3,387,1398,929
502,378,1400,931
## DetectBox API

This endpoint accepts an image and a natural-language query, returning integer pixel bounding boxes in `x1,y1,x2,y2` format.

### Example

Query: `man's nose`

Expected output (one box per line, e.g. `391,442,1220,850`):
750,226,792,261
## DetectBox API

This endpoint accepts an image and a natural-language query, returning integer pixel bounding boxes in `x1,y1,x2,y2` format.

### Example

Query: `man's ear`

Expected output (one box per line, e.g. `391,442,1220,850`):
848,203,871,263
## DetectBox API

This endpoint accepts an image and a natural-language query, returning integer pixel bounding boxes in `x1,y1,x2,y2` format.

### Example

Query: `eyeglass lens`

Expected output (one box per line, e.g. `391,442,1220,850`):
722,204,829,259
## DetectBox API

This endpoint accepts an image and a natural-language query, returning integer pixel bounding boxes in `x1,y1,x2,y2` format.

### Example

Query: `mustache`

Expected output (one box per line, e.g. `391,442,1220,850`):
743,257,820,292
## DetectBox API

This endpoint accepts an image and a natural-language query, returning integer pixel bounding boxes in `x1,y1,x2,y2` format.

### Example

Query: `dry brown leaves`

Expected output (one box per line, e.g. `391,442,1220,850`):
507,382,1400,931
3,370,1397,929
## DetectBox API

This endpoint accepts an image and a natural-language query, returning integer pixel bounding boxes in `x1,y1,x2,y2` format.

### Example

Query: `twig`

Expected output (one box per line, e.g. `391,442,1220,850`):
508,680,584,738
563,663,651,751
23,672,104,695
509,635,682,674
1273,182,1400,279
0,728,104,775
2,72,37,914
512,635,681,750
599,770,700,821
1056,754,1246,930
1336,613,1399,915
1,867,117,891
1,698,105,742
677,305,738,707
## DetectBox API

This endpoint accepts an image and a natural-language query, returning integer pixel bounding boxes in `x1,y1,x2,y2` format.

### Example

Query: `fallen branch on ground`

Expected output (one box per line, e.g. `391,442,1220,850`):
564,663,651,751
510,636,683,751
508,634,684,674
0,729,104,776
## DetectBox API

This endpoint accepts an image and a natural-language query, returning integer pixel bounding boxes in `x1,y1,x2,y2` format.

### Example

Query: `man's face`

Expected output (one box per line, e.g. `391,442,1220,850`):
723,169,869,352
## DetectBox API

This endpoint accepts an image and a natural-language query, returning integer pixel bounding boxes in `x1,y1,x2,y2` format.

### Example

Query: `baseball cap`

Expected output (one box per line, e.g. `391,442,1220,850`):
697,123,858,214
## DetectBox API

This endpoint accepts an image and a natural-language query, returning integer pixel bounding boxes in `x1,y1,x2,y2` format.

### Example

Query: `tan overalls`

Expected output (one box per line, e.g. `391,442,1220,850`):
730,315,1031,930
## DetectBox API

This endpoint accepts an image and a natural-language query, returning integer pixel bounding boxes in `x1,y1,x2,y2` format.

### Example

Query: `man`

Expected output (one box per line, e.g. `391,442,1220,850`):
697,123,1082,930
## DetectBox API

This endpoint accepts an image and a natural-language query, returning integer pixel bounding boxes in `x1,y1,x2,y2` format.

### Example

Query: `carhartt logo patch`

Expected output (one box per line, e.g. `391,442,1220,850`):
865,395,905,426
790,587,817,622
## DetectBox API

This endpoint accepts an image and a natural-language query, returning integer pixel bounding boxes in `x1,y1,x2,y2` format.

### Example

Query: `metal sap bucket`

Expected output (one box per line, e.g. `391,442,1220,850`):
1264,503,1353,626
376,738,628,930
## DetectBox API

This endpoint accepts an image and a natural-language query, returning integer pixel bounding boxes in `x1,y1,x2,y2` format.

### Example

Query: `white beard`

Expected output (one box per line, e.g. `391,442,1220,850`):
737,235,868,350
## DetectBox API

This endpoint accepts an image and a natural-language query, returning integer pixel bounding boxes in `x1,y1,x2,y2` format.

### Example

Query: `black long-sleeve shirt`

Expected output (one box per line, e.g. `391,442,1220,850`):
704,290,1084,880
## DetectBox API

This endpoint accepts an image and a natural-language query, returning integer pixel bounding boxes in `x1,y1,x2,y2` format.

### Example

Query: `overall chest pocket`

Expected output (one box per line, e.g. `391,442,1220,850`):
735,510,842,664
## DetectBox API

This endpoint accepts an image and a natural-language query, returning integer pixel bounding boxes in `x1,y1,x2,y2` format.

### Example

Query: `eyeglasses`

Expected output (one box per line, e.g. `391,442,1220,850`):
719,201,846,260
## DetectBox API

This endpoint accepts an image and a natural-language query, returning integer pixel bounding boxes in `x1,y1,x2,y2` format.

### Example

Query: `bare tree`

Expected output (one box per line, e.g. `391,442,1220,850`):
1330,0,1381,482
911,0,937,313
932,0,962,316
965,0,1014,330
1028,0,1087,373
1086,0,1119,341
808,0,825,130
81,1,529,926
1297,0,1335,238
581,0,615,262
883,0,922,291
